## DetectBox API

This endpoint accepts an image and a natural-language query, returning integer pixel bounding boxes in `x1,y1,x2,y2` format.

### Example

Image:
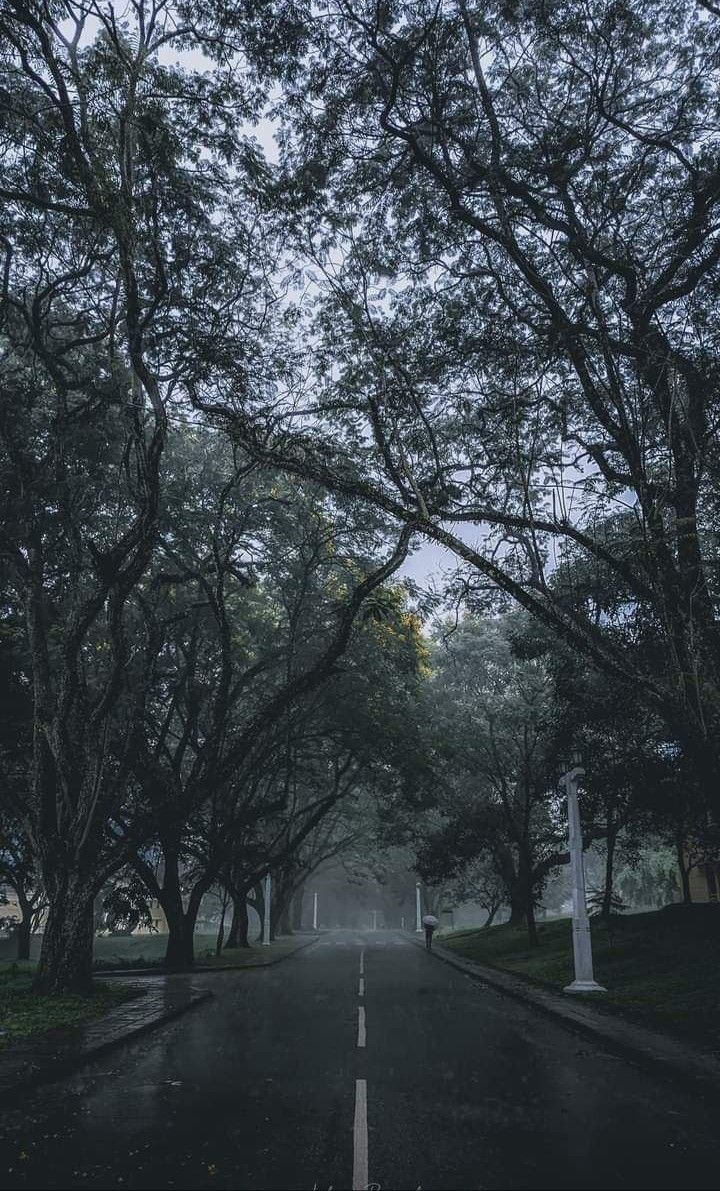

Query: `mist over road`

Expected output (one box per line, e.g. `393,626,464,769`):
2,931,718,1190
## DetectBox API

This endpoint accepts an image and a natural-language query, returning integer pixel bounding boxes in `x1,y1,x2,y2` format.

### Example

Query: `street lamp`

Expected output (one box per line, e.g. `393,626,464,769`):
262,871,271,947
559,751,605,993
415,882,422,932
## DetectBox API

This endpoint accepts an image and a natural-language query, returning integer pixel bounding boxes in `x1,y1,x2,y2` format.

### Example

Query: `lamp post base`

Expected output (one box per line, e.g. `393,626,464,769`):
564,979,607,993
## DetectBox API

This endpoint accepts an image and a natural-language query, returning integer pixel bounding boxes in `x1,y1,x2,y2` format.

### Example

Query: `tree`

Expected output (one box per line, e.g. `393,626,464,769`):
0,1,293,991
443,859,507,929
218,0,720,797
0,605,44,959
121,427,416,967
412,617,577,943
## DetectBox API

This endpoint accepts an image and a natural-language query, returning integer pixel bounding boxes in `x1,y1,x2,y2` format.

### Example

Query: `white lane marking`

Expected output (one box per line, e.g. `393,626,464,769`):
352,1079,368,1191
359,949,364,975
357,1005,366,1047
359,977,365,997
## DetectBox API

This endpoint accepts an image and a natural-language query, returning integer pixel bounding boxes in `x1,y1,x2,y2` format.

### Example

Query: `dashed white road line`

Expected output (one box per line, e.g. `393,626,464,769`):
359,976,365,997
352,1079,368,1190
357,1005,366,1048
359,948,364,975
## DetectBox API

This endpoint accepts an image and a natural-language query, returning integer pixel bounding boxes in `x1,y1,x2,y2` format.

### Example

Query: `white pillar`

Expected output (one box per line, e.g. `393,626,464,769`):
262,871,271,946
415,882,422,932
312,891,318,931
401,915,405,930
562,766,605,993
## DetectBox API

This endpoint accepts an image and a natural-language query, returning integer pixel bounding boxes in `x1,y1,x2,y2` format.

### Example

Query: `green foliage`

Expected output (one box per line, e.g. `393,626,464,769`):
224,0,720,788
0,970,136,1048
587,889,626,917
411,615,569,916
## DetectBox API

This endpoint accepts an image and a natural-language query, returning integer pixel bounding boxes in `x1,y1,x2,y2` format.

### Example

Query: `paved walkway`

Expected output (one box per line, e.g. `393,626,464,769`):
0,977,211,1097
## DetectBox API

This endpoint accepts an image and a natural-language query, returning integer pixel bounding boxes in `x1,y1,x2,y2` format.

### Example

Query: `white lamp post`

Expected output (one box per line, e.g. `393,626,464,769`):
262,871,271,946
415,882,422,932
312,890,319,931
560,753,605,993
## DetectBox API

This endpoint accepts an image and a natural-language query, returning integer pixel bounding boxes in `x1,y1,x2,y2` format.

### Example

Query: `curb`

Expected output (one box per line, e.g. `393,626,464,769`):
94,934,321,978
412,936,720,1100
0,986,212,1100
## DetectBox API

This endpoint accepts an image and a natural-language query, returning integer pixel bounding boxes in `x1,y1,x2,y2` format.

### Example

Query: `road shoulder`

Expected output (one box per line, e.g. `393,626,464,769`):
415,935,720,1099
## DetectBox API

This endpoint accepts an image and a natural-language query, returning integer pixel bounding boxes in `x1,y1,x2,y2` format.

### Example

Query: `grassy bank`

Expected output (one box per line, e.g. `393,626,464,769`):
0,965,138,1050
441,905,720,1052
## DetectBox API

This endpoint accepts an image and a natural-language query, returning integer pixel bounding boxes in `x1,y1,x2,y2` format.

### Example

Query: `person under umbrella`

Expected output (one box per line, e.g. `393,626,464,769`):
422,913,439,951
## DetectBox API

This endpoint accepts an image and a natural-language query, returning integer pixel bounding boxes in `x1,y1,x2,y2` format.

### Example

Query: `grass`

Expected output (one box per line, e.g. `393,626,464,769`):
92,931,309,969
0,965,138,1050
0,932,232,969
0,929,310,1050
441,904,720,1052
0,930,310,976
92,932,218,969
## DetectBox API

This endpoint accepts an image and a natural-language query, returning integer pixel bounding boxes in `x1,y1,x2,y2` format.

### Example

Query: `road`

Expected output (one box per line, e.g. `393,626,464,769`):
2,930,719,1190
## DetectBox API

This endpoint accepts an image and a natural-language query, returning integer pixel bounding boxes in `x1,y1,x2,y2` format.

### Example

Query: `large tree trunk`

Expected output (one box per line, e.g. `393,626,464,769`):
516,853,538,945
16,912,32,962
601,819,618,917
155,849,207,971
225,892,250,949
215,887,229,957
252,881,267,939
675,838,692,904
482,900,500,930
507,887,526,928
13,886,33,961
525,896,538,947
275,877,295,936
270,865,296,937
34,886,95,994
291,886,304,932
162,900,195,970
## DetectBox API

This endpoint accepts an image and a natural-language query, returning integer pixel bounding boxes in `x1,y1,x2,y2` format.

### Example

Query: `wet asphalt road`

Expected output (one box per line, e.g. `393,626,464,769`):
2,930,719,1191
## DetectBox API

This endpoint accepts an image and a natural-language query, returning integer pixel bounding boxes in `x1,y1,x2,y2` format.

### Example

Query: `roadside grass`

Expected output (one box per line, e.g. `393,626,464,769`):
93,932,310,969
92,932,218,969
0,930,313,1049
193,935,315,967
441,905,720,1051
0,966,138,1050
0,933,224,970
0,930,311,976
